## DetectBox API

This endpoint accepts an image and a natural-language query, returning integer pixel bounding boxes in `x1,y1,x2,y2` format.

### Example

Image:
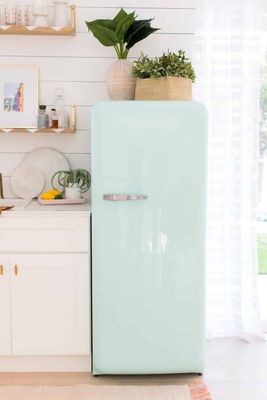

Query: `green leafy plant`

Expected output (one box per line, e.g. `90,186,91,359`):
132,50,196,82
52,169,91,194
85,8,159,59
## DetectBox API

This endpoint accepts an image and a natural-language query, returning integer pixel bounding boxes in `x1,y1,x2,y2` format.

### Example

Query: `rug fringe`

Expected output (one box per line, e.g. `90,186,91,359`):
189,381,212,400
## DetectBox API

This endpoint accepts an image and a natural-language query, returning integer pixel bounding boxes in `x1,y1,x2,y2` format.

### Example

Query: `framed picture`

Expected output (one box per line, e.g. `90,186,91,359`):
0,65,38,128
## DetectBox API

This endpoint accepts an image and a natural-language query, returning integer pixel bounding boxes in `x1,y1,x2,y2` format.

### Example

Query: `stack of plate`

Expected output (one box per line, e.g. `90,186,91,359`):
11,148,70,199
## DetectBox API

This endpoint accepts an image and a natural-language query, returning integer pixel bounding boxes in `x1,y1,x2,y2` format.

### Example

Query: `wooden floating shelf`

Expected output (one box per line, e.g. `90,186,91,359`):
0,5,76,36
0,127,75,133
0,105,76,134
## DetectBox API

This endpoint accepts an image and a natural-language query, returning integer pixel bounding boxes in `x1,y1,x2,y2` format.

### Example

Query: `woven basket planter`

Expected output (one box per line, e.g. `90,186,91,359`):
135,76,192,101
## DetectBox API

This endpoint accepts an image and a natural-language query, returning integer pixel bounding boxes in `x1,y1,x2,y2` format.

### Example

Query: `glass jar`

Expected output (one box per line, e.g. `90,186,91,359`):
16,0,30,26
50,108,59,129
5,0,16,25
37,105,49,128
55,89,70,128
0,6,4,25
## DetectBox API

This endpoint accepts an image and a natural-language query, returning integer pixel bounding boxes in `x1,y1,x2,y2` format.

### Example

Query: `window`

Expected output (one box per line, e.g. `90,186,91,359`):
258,33,267,276
257,9,267,323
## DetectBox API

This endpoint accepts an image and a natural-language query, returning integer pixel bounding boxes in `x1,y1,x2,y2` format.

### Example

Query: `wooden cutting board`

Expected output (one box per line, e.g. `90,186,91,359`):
0,206,14,213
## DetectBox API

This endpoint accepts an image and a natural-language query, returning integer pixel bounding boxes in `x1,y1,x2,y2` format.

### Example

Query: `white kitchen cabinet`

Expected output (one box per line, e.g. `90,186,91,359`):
0,204,91,369
10,253,90,355
0,254,11,355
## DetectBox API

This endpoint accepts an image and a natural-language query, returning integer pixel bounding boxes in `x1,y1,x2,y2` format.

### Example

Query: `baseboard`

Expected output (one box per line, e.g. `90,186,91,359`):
0,356,91,372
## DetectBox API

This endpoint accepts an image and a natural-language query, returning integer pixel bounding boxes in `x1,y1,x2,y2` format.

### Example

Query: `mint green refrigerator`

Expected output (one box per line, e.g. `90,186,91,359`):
91,101,207,375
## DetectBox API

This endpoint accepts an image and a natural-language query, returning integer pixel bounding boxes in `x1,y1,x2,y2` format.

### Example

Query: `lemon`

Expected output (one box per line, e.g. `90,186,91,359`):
48,188,60,196
40,191,55,200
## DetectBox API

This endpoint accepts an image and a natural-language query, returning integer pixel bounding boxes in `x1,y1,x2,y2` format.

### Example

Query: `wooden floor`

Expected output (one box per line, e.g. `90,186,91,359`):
1,338,267,400
0,372,199,386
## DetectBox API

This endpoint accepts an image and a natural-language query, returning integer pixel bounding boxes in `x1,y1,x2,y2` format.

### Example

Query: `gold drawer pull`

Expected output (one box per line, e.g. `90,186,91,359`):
14,265,18,275
0,265,3,275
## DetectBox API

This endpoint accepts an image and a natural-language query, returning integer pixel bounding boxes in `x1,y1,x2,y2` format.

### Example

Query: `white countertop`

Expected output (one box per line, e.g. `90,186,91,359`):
0,199,91,218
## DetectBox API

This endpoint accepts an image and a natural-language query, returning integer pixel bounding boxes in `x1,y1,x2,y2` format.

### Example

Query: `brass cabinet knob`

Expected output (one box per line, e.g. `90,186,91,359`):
14,265,18,275
0,265,3,275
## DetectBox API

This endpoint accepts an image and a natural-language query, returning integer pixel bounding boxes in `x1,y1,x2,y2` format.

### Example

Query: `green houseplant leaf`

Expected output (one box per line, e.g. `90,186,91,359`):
132,50,196,82
52,169,91,194
86,19,115,30
125,19,159,49
85,8,159,59
113,8,128,25
85,20,118,46
115,12,136,42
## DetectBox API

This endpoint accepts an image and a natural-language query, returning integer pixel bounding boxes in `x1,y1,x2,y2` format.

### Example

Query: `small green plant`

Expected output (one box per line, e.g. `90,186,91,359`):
52,169,91,193
85,8,159,60
132,50,196,82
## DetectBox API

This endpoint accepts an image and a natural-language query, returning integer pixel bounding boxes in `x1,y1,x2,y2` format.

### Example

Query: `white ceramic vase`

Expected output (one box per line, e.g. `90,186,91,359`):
65,184,81,199
106,60,136,100
53,0,69,26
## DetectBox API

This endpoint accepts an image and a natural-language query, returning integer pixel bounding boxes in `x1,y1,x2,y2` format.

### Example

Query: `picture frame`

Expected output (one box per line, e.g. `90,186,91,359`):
0,65,39,128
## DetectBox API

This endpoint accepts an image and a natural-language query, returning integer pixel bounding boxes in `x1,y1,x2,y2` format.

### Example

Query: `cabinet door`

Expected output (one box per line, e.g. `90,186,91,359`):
0,255,11,355
10,254,90,355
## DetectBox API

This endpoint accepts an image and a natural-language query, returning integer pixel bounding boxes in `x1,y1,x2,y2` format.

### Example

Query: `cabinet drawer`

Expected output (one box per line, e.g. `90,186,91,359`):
0,218,89,252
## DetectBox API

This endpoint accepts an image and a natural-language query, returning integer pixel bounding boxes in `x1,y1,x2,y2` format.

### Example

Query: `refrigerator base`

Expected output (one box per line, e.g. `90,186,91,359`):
92,370,204,376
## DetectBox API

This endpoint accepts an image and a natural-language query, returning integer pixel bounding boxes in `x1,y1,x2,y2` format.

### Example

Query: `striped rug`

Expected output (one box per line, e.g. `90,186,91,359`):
0,382,211,399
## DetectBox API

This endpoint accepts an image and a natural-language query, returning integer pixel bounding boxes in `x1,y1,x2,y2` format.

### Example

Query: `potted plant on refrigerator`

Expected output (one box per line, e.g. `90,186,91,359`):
133,50,196,100
85,9,159,100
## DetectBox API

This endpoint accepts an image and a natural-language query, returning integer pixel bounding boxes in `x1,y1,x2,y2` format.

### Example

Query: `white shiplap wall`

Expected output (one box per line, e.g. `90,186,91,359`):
0,0,195,197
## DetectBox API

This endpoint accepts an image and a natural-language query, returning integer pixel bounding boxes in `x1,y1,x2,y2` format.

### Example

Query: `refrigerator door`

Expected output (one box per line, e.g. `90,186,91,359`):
92,101,207,375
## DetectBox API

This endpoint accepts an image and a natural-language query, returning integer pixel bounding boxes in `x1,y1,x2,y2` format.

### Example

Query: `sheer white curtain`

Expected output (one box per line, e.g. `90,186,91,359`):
194,0,264,339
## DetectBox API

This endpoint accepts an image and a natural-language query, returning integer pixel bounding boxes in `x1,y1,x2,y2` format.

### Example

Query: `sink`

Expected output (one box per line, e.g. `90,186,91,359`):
0,198,32,210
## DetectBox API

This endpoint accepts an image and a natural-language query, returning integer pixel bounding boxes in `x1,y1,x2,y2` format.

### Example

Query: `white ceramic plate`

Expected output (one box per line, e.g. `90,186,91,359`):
11,165,45,199
21,147,70,191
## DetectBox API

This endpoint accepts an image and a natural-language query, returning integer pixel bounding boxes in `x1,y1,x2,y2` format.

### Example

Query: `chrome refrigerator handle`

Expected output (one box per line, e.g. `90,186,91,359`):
103,193,148,201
